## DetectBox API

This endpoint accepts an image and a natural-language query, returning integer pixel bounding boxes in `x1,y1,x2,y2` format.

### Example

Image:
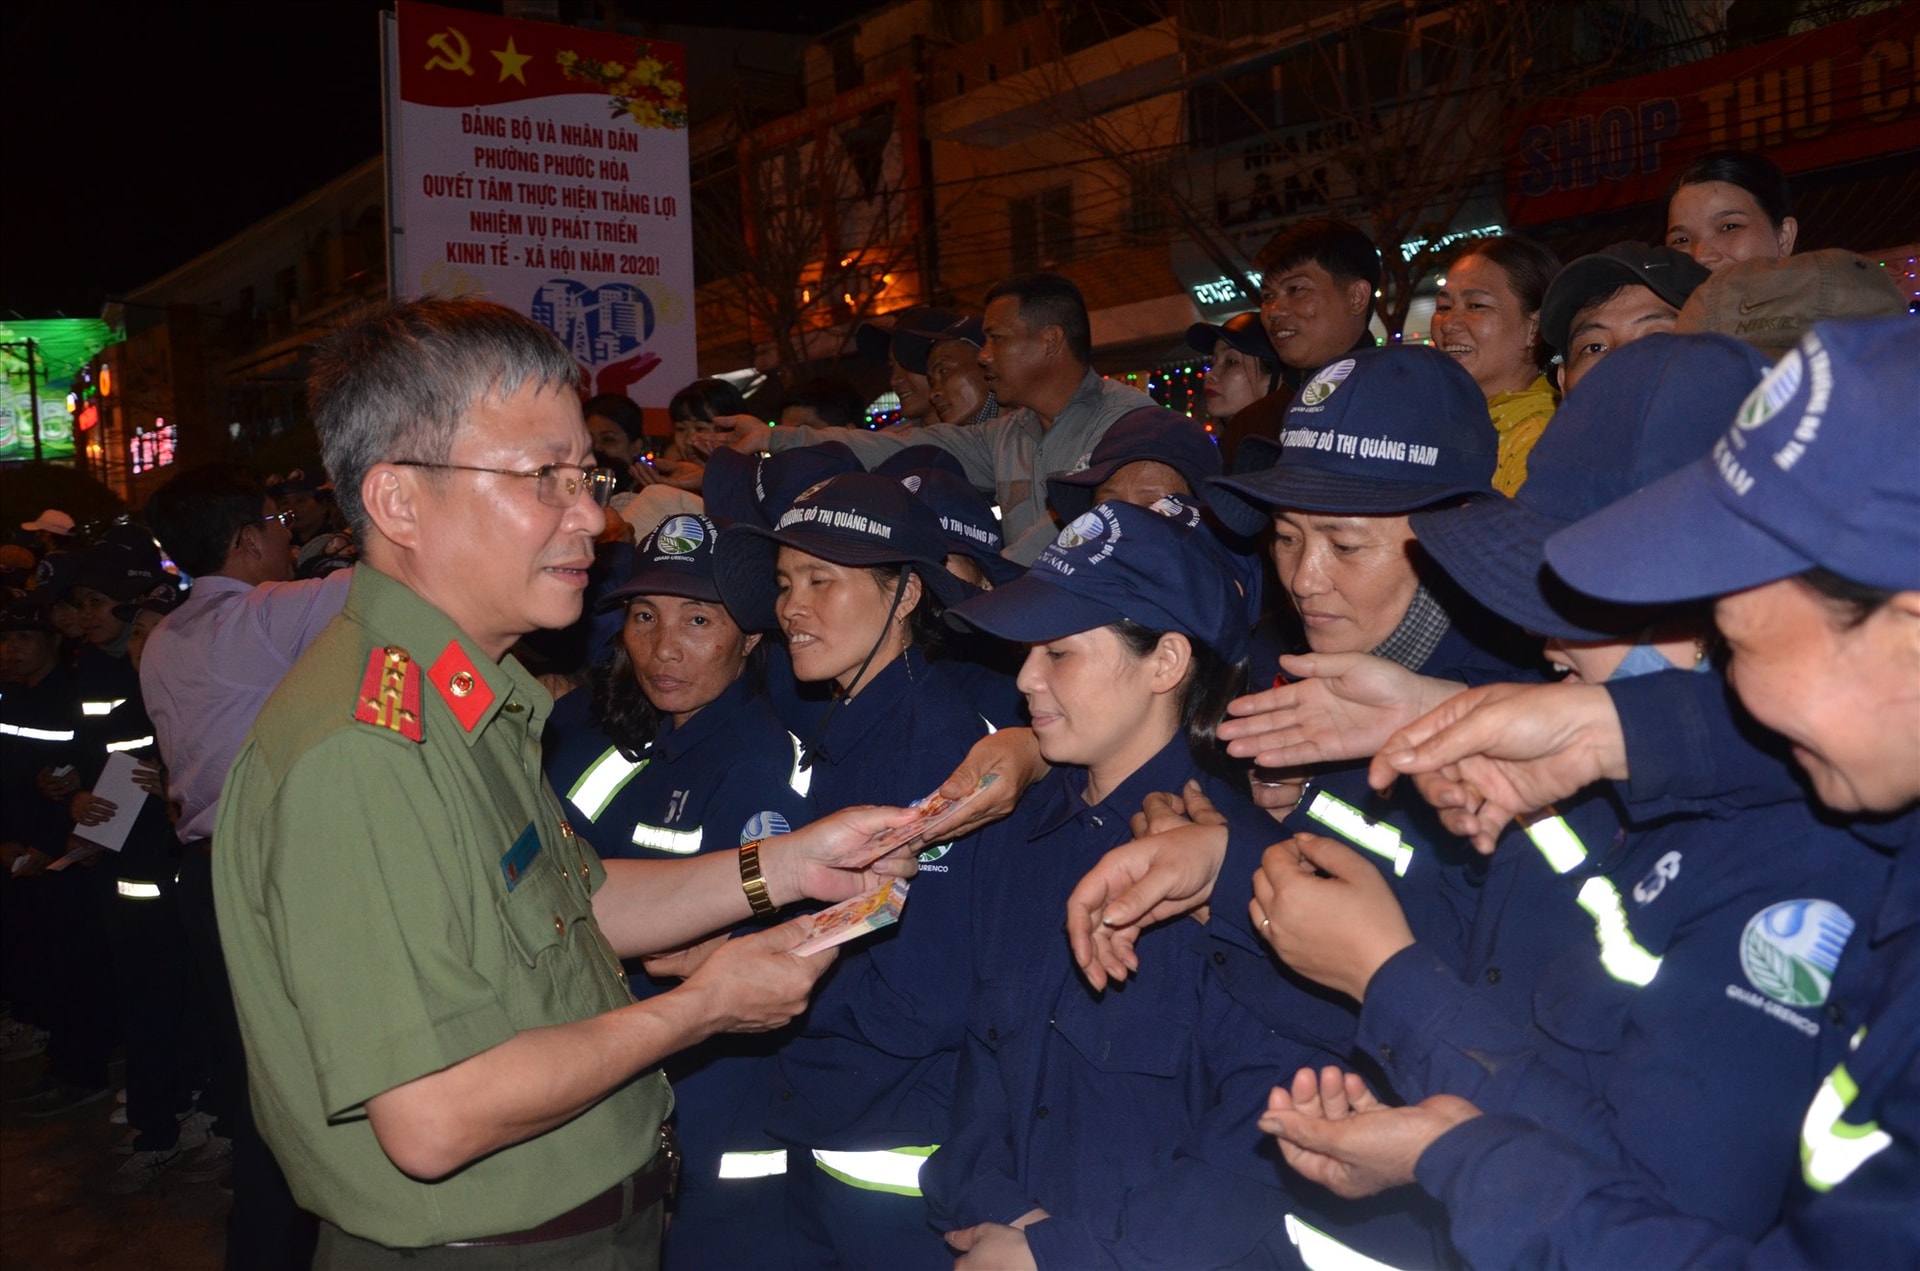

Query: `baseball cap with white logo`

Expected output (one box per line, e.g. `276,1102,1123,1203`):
1547,318,1920,602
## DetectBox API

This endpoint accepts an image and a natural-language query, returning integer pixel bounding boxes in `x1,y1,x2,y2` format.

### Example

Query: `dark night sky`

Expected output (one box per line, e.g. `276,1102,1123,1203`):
0,0,873,318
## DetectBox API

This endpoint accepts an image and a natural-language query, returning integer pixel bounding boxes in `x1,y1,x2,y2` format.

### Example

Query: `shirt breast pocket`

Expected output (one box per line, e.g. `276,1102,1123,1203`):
1051,973,1195,1077
967,980,1032,1059
496,847,596,972
1532,951,1634,1056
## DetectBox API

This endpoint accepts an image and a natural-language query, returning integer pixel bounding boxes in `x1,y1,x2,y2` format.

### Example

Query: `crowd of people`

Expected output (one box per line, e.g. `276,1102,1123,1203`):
1,148,1915,1270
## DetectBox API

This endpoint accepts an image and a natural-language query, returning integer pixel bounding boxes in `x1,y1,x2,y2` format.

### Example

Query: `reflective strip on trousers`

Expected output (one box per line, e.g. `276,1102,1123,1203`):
632,822,703,855
1522,811,1587,874
717,1149,788,1179
1574,876,1662,986
105,735,154,753
811,1146,936,1196
0,723,76,741
1304,791,1413,877
116,879,163,900
1801,1035,1892,1191
566,747,647,821
786,733,813,798
82,699,127,716
1284,1215,1408,1271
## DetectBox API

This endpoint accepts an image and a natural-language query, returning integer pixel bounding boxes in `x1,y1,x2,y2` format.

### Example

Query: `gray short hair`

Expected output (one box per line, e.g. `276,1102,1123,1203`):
308,298,582,537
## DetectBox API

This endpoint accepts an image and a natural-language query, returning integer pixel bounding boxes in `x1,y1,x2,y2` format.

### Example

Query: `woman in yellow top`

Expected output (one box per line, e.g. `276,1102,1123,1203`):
1431,235,1562,495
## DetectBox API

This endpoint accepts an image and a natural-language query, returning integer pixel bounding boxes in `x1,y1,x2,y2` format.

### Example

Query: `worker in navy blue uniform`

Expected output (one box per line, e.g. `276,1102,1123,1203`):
1061,348,1546,1267
0,595,87,1089
714,472,988,1269
1261,318,1920,1268
924,499,1338,1269
541,512,811,1271
1251,334,1886,1254
71,589,207,1189
886,462,1029,728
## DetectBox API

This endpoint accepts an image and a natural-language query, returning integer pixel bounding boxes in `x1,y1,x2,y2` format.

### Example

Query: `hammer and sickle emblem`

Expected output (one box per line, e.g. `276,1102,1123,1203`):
425,28,475,76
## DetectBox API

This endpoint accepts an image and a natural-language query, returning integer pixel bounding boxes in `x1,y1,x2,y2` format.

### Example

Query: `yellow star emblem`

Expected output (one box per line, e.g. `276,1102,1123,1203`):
493,37,532,85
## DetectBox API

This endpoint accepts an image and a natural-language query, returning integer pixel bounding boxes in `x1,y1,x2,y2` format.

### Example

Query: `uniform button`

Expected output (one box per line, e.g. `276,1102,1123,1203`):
986,1028,998,1041
1828,1004,1846,1025
1212,951,1227,966
1485,967,1502,985
1379,1044,1394,1062
1035,1106,1050,1119
504,702,525,714
553,915,566,936
781,1089,793,1102
1090,815,1104,828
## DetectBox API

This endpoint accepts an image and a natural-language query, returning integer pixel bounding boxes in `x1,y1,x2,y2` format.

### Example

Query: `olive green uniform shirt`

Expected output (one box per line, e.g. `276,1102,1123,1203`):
213,565,666,1247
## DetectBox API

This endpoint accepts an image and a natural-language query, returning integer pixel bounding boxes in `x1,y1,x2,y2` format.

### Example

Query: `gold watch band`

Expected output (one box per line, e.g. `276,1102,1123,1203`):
739,839,776,916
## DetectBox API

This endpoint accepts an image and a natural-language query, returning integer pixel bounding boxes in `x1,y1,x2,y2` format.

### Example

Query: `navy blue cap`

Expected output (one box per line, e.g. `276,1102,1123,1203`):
32,550,81,597
714,472,979,632
1207,345,1497,534
1048,406,1223,523
855,307,962,368
113,587,188,626
874,444,969,483
1540,243,1709,354
73,539,166,602
1411,334,1771,639
600,514,728,610
891,314,982,375
1187,310,1278,363
894,467,1024,587
1548,318,1920,603
702,441,863,530
948,499,1249,664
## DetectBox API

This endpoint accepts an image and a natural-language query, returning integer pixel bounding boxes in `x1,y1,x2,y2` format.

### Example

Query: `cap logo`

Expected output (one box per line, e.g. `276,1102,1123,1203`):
1740,898,1853,1008
1734,349,1803,435
1149,495,1201,527
1299,358,1356,408
793,479,836,506
655,515,705,555
901,475,923,493
741,811,790,842
776,503,895,540
1056,511,1107,550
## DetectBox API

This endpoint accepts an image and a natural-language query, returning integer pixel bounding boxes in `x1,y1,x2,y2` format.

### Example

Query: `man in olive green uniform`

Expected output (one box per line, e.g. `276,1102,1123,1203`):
214,299,912,1268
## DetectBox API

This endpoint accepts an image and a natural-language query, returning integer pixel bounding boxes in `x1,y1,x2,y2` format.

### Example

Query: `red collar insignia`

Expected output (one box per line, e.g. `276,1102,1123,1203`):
428,641,495,732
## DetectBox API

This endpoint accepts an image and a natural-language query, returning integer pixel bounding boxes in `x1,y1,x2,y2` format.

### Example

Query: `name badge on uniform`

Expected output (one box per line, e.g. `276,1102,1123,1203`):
501,822,542,890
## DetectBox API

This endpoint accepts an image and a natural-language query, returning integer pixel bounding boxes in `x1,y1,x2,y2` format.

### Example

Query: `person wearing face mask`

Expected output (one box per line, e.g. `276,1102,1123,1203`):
1264,317,1920,1270
1538,243,1710,394
1247,333,1885,1257
542,513,813,1271
1665,149,1798,273
714,473,990,1270
1430,236,1563,495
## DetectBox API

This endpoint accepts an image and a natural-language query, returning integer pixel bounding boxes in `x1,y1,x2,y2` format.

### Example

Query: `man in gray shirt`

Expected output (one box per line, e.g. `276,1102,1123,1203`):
709,273,1154,563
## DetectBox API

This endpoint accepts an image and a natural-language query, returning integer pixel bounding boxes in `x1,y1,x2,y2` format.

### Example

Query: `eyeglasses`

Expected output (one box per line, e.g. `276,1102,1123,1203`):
391,460,618,509
262,510,297,529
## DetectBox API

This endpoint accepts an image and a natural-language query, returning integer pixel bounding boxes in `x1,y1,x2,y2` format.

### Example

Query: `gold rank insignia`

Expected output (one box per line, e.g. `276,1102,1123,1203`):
428,640,495,732
353,646,424,742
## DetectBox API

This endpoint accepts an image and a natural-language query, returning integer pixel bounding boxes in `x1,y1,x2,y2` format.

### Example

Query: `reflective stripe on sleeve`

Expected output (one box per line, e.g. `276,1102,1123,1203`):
810,1146,936,1196
116,880,163,899
631,822,703,855
1801,1036,1893,1191
565,747,647,822
717,1149,788,1179
105,735,155,754
1304,791,1413,877
82,699,127,716
0,723,76,741
787,733,813,797
1521,812,1588,874
1285,1214,1409,1271
1574,877,1662,986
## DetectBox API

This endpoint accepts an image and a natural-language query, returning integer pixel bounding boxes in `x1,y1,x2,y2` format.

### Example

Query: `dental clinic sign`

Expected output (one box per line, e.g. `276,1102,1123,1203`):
384,1,694,405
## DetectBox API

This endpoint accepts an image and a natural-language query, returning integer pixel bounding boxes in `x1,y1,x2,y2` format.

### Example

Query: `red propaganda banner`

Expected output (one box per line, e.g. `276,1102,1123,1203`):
384,1,694,405
1506,6,1919,227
